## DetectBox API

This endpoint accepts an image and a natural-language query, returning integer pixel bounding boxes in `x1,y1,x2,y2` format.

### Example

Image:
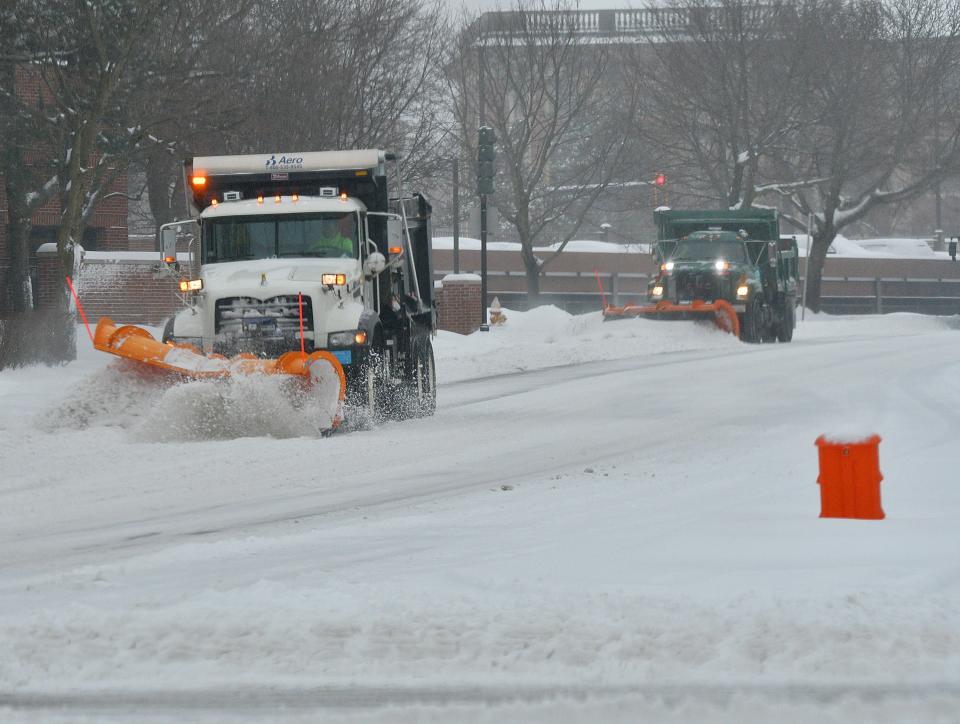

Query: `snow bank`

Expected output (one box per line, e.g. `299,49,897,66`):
3,582,957,693
432,236,649,255
434,305,740,384
793,233,949,260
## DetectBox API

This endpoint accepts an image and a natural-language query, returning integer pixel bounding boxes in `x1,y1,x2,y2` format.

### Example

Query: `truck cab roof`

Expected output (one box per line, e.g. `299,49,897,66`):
200,195,367,218
682,230,745,242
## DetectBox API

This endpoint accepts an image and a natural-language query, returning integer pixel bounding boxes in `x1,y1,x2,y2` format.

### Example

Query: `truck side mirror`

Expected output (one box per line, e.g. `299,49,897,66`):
160,228,178,264
768,241,777,267
364,251,386,277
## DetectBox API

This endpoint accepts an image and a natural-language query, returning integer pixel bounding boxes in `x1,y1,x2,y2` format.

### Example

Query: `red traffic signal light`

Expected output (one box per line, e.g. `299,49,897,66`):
654,173,666,186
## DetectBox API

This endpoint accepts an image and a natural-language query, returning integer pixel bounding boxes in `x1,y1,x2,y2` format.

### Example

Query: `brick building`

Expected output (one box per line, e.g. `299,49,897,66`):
0,64,129,314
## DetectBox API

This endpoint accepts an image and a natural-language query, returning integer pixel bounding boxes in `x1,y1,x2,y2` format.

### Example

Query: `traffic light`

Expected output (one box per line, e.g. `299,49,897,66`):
651,172,668,207
477,126,496,196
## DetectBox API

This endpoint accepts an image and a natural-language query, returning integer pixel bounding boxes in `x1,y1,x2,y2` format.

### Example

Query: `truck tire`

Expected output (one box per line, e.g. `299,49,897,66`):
776,302,795,343
411,337,436,417
740,295,763,344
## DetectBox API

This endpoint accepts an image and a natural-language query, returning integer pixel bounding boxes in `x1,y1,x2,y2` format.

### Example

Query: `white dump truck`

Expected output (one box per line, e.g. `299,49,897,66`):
159,149,436,422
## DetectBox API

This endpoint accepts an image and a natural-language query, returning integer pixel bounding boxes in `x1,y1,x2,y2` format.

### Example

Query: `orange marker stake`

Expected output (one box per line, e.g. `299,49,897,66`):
298,292,306,356
593,268,608,310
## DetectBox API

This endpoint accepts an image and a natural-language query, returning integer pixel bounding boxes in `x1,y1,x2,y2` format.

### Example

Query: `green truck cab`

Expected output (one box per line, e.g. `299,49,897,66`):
649,208,800,342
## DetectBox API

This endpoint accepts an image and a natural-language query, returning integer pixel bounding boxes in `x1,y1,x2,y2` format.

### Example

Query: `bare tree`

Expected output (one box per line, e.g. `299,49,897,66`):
130,0,450,238
1,4,68,316
449,1,634,299
761,0,960,310
1,0,256,362
219,0,449,182
628,0,960,311
630,0,818,209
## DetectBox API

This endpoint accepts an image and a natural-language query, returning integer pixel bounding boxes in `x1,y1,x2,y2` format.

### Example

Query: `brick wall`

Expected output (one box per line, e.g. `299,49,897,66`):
37,248,189,326
436,274,482,335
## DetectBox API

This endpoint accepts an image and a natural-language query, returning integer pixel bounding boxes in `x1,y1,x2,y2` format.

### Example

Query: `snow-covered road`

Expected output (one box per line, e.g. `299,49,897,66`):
1,310,959,722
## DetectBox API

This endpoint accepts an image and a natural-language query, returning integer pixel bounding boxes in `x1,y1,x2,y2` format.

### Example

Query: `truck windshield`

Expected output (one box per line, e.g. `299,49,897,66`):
672,240,746,263
204,213,359,263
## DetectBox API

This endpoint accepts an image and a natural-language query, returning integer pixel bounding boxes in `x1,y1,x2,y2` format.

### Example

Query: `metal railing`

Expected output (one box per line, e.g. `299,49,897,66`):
435,269,960,316
475,6,778,39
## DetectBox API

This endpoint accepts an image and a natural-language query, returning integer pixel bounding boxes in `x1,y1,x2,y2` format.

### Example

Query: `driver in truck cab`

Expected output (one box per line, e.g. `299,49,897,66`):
309,215,355,257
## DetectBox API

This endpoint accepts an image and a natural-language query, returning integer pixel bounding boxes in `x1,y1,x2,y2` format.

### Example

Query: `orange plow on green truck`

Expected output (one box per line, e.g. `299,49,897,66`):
602,299,740,337
603,209,799,343
93,317,346,432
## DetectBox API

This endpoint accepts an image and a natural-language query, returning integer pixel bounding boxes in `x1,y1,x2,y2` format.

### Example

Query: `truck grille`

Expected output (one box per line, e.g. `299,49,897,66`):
673,272,721,302
214,295,313,336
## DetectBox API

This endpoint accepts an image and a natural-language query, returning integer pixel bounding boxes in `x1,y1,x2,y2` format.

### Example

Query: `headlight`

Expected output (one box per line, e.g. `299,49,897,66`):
736,285,749,299
178,278,203,292
715,260,731,272
328,330,367,347
660,261,675,272
322,273,347,286
651,285,664,298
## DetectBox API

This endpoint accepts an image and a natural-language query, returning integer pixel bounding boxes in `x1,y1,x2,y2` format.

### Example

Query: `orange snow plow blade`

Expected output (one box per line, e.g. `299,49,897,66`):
93,317,346,430
603,299,740,338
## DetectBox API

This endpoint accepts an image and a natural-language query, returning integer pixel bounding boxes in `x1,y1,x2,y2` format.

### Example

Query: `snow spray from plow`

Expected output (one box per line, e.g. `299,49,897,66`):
92,317,346,433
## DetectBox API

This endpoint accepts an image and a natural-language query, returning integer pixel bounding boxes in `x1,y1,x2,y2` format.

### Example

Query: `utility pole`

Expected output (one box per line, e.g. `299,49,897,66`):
477,126,496,331
452,159,460,274
934,86,945,251
477,44,490,329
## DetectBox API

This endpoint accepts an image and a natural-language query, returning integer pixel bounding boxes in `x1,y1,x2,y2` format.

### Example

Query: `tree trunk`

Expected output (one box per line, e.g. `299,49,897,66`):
1,122,35,312
46,275,78,364
5,213,33,313
52,118,100,363
521,241,541,303
727,161,744,208
740,154,758,208
804,224,836,313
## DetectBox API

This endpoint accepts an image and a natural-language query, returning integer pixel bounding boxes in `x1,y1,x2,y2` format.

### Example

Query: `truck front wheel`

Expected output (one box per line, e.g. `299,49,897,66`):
410,337,436,417
741,295,763,343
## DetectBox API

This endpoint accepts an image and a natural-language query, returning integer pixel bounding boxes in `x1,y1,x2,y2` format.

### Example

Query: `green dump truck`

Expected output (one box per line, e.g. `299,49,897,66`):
605,208,800,343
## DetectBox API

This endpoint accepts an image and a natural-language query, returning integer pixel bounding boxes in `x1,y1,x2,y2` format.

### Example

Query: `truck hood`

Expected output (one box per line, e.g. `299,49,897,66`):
667,259,748,272
201,258,361,291
669,259,751,277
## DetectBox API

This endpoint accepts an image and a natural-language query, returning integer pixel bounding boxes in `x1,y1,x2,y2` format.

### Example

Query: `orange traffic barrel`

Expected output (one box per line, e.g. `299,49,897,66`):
815,435,884,519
